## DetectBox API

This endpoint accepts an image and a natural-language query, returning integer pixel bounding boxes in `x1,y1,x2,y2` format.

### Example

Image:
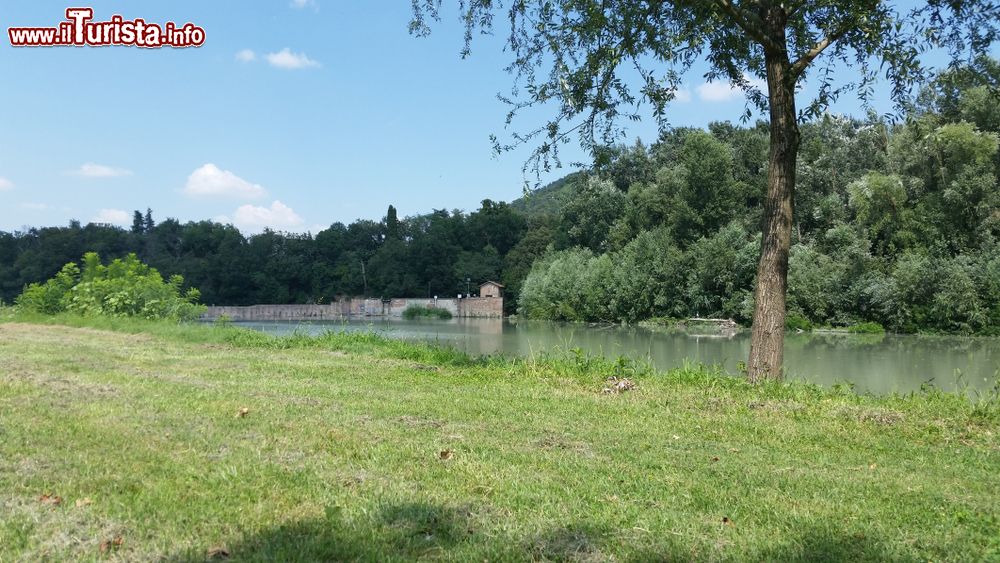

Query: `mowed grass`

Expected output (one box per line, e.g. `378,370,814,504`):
0,319,997,562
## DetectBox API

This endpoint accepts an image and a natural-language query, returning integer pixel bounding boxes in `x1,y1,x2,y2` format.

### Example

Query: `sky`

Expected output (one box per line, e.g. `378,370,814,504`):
0,1,986,234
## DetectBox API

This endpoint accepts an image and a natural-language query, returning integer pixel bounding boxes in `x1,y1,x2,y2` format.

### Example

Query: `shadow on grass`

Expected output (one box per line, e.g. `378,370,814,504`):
168,501,897,562
749,528,899,563
168,501,495,562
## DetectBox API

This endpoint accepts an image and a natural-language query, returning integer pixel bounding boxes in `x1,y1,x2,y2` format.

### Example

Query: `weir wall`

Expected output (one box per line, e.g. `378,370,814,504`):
201,296,503,321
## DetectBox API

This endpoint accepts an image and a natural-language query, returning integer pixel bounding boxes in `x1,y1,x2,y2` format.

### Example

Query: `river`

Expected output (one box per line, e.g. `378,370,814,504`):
235,318,1000,395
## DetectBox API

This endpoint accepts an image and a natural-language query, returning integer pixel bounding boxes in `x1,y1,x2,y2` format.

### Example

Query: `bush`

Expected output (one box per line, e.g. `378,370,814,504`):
786,313,814,331
402,305,453,320
15,252,205,321
787,244,846,325
847,322,886,334
518,248,605,321
681,222,758,322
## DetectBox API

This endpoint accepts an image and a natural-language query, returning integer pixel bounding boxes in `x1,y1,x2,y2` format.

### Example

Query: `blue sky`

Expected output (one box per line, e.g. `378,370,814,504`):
0,1,985,233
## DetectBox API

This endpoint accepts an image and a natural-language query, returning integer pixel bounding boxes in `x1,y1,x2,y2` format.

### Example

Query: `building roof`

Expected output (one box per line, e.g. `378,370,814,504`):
480,280,505,288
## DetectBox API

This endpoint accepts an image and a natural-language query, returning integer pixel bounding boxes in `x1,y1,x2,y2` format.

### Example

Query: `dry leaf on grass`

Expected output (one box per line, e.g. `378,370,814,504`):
75,497,93,508
235,407,250,418
38,493,62,506
439,449,454,461
601,376,637,394
99,536,124,553
207,545,231,559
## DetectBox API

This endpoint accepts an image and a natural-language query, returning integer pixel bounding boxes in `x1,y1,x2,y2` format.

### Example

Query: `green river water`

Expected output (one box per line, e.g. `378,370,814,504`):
237,318,1000,395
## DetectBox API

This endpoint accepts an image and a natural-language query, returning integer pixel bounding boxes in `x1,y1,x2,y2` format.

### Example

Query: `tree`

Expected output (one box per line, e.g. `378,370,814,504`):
466,199,528,254
131,210,145,235
557,177,627,251
385,204,402,241
412,0,998,381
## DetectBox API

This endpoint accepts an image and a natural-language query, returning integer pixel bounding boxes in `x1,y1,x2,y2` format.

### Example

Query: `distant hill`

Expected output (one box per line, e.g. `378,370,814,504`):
509,171,587,217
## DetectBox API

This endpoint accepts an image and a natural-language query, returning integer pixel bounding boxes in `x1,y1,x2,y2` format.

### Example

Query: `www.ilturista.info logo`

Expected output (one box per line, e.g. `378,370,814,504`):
8,8,205,48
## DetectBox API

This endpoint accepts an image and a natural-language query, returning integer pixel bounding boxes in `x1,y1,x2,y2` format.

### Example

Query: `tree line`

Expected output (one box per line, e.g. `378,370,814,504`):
2,62,998,333
0,200,530,311
519,62,1000,334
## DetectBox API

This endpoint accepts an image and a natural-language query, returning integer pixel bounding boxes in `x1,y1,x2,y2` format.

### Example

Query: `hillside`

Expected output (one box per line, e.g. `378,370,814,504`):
509,171,587,218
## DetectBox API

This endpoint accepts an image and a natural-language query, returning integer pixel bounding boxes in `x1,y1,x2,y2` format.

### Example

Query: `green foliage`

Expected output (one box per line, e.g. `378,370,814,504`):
412,0,996,177
402,305,453,320
2,64,999,335
848,173,909,254
682,222,758,321
520,225,754,324
15,252,205,321
556,177,627,252
785,313,814,331
518,75,992,333
848,322,886,334
517,248,612,322
516,66,1000,334
787,244,847,325
14,262,80,315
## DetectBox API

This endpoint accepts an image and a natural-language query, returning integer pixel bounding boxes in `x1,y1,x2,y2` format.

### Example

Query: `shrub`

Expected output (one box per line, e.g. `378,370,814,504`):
847,321,886,334
786,313,814,331
787,244,846,324
517,248,602,321
402,305,453,320
15,252,205,321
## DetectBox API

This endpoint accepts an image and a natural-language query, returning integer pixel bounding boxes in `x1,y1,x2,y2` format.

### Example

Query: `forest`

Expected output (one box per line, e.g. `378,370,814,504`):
1,61,998,334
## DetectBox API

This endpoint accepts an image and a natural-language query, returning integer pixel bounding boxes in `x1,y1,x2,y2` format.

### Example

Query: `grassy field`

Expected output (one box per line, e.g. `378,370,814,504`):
0,316,997,562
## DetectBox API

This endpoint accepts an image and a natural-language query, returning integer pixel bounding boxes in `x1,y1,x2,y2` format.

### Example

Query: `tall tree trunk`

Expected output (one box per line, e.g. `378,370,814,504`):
747,46,799,383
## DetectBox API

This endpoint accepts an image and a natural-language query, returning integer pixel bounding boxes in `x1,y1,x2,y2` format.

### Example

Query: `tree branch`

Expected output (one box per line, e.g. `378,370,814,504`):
783,0,807,18
711,0,785,54
789,24,851,80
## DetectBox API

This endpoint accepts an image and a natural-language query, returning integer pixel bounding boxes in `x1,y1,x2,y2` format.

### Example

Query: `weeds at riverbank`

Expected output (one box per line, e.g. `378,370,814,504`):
401,305,453,320
1,313,998,560
4,308,996,407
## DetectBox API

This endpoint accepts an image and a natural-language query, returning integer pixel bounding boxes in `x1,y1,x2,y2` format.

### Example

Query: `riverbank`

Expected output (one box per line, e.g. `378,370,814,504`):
1,315,997,560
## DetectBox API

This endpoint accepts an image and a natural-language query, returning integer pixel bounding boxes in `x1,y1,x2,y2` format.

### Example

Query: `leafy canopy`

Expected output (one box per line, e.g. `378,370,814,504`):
412,0,998,172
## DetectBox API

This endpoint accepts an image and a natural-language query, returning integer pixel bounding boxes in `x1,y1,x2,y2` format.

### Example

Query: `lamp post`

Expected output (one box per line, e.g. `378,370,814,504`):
466,277,470,297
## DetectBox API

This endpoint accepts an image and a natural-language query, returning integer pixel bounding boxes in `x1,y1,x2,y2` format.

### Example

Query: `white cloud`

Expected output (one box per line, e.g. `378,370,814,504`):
20,202,47,210
72,163,132,178
695,77,765,102
0,177,13,191
91,208,130,225
671,87,692,103
235,49,256,63
290,0,317,9
183,163,267,199
696,81,742,102
266,48,321,70
227,200,304,230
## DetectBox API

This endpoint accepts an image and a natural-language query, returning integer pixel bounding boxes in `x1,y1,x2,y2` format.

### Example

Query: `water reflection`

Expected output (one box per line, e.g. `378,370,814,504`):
234,318,1000,395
